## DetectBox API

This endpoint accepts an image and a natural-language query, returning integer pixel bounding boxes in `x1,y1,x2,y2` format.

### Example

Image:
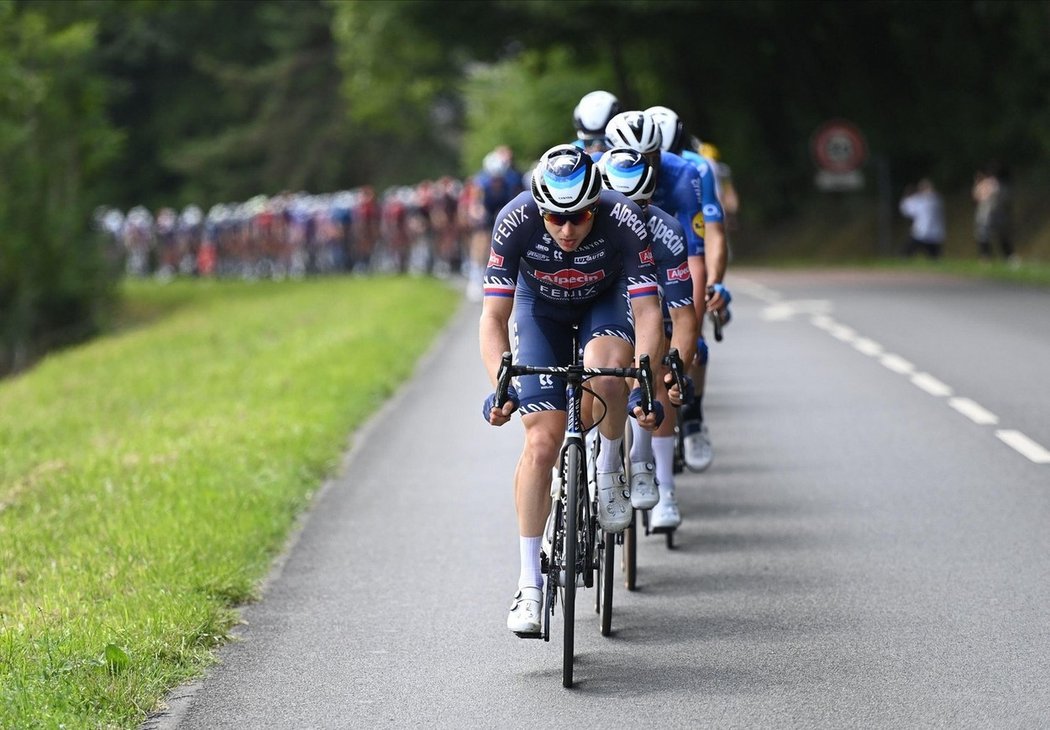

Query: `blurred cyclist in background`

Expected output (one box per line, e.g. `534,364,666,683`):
466,146,523,301
572,89,621,155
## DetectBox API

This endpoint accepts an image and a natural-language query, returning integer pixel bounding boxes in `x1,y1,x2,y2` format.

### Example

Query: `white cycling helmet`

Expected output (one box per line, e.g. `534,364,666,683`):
598,147,657,204
573,90,621,139
645,105,685,153
605,111,662,154
531,144,603,214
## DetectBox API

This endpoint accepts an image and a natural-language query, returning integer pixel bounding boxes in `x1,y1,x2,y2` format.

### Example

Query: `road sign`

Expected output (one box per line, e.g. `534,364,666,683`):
812,120,867,191
812,120,867,173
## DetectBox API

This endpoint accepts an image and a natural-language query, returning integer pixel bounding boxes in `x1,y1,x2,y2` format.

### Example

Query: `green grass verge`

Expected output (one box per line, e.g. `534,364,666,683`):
0,276,460,728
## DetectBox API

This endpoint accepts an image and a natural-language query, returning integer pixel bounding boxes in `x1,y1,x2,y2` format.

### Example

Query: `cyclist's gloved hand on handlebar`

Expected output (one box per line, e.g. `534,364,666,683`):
627,387,664,430
663,372,695,406
705,282,732,311
482,385,519,426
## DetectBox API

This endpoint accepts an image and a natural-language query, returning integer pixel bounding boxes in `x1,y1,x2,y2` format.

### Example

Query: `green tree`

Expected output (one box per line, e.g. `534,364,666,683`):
0,0,122,375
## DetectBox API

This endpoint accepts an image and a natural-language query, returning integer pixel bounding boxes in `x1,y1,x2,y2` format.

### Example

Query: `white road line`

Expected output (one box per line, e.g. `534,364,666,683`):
996,430,1050,464
880,353,915,375
911,372,953,397
828,324,857,342
810,314,835,330
948,397,1000,425
734,277,781,303
852,337,884,357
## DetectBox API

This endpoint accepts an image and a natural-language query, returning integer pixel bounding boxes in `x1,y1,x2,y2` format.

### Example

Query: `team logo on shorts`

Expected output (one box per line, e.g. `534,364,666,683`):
667,262,690,282
488,251,504,267
691,213,706,238
639,246,654,266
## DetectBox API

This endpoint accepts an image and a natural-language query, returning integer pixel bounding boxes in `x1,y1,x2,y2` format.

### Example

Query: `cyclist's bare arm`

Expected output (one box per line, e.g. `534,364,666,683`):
629,294,665,430
688,254,708,326
668,300,698,368
479,295,516,425
703,221,728,311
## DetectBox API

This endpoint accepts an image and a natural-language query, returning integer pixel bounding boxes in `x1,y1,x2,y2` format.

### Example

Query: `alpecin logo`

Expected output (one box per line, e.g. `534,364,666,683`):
488,251,504,267
667,262,690,282
639,246,654,266
534,268,605,289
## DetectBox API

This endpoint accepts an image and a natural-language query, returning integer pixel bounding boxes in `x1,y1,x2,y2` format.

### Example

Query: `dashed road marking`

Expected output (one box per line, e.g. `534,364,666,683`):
741,279,1048,466
852,338,884,357
910,372,953,397
949,397,999,425
879,353,915,375
996,430,1050,464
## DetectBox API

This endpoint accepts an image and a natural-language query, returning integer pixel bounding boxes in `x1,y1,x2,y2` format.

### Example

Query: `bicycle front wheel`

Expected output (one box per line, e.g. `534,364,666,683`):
561,443,582,688
599,531,614,636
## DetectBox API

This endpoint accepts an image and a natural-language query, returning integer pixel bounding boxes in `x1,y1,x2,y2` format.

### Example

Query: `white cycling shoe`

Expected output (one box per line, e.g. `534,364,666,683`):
683,422,713,472
650,494,682,530
629,461,659,509
507,586,542,635
596,471,632,533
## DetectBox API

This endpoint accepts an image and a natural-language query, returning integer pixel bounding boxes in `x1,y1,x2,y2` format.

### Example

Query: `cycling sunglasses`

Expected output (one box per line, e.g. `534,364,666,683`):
541,206,598,227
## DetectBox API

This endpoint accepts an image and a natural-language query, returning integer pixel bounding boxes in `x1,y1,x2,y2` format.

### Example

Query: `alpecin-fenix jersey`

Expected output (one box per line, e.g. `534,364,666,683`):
647,203,693,313
650,150,707,258
483,189,659,305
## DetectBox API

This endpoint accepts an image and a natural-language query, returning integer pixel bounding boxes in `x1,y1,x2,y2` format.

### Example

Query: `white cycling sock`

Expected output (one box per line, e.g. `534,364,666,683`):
653,436,676,500
629,418,653,463
597,433,623,473
518,535,543,589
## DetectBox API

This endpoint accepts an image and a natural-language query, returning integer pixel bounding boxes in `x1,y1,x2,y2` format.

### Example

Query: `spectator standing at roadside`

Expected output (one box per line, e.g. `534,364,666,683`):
973,163,1017,263
899,178,945,259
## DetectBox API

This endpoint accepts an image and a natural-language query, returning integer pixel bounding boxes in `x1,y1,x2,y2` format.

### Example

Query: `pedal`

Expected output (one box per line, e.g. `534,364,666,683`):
513,630,544,640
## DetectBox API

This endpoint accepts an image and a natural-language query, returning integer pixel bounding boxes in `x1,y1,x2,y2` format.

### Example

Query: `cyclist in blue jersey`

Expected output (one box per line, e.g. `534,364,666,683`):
467,147,524,301
479,144,666,635
598,148,698,529
572,90,621,154
646,105,731,472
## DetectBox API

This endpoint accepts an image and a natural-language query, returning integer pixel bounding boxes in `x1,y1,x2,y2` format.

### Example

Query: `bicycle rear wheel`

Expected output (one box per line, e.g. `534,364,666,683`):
623,510,637,591
598,531,614,635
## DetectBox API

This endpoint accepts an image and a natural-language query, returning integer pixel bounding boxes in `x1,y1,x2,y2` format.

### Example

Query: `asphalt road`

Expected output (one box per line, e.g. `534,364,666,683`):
146,268,1050,729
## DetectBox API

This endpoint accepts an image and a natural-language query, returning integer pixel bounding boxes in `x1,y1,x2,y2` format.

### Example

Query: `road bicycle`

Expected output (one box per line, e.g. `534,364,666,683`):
495,340,655,688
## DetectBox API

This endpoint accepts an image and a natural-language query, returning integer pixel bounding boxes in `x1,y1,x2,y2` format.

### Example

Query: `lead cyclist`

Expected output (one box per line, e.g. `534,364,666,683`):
479,145,665,636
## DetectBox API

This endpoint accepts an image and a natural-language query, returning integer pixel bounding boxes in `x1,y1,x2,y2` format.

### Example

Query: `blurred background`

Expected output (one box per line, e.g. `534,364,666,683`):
3,0,1050,374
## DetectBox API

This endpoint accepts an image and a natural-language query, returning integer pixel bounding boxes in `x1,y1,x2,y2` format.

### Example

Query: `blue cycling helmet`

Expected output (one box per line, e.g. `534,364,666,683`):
531,144,603,214
598,147,657,204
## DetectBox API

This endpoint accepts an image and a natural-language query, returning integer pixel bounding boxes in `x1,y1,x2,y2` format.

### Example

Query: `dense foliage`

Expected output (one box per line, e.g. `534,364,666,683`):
0,1,121,375
2,0,1049,372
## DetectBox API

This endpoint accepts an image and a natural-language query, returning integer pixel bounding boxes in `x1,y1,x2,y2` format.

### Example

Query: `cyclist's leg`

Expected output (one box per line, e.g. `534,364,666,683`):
507,298,572,634
650,375,682,529
581,283,636,532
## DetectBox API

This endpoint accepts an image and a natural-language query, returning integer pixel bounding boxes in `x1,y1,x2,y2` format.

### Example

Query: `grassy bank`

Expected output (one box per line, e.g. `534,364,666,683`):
0,276,460,727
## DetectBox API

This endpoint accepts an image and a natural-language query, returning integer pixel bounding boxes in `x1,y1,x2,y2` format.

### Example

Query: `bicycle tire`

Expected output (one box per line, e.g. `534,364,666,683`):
562,443,581,688
623,510,637,591
599,531,614,635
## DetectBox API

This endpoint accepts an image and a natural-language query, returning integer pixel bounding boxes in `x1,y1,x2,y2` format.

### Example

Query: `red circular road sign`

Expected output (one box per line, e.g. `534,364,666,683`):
812,120,868,173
